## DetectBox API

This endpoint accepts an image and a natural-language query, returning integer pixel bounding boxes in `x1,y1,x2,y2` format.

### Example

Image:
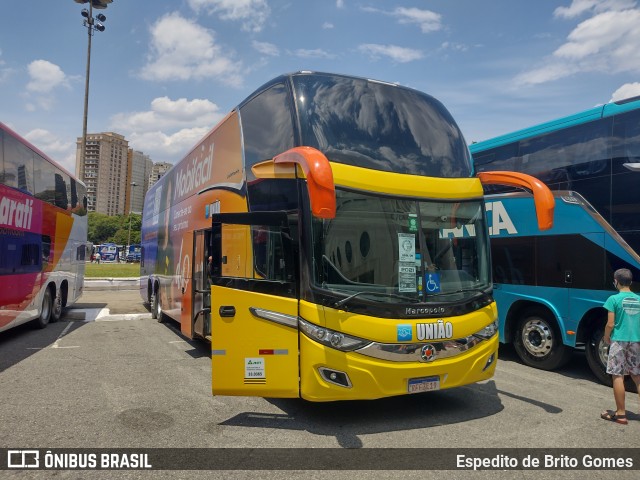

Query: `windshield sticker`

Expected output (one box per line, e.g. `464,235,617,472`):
408,214,418,232
398,233,415,262
398,263,417,292
425,273,441,294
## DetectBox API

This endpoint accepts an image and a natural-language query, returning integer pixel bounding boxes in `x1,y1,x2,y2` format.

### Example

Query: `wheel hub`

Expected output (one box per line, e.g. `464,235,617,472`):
596,336,609,367
522,319,553,357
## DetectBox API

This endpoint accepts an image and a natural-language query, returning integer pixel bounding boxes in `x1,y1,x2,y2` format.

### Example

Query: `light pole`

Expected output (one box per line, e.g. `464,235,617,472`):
127,182,138,251
75,0,112,180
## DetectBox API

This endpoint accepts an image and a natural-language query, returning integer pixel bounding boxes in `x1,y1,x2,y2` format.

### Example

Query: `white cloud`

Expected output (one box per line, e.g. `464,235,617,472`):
22,60,71,111
140,13,243,86
252,40,279,56
187,0,270,32
336,0,345,9
0,48,7,81
553,0,636,19
515,6,640,86
393,7,442,33
358,44,424,63
322,22,334,29
126,128,211,164
610,82,640,102
26,60,70,93
362,6,442,33
292,49,335,59
110,96,223,132
441,42,469,53
109,96,225,163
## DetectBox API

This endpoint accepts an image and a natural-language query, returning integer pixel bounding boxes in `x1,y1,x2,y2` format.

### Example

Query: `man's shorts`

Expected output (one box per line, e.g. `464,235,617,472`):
606,341,640,376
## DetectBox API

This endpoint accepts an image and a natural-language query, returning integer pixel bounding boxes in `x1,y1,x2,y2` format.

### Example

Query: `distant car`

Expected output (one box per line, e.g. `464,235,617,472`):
125,245,141,263
126,252,141,263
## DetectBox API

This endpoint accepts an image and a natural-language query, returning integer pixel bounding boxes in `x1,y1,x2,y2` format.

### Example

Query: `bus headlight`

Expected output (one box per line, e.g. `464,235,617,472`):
299,318,371,352
473,319,498,340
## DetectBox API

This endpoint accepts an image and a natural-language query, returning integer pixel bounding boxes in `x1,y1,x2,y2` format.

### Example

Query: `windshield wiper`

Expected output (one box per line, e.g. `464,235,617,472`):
333,291,419,309
428,287,488,298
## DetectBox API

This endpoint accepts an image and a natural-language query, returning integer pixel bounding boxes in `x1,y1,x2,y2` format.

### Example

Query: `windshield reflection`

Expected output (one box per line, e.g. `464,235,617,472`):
293,73,472,178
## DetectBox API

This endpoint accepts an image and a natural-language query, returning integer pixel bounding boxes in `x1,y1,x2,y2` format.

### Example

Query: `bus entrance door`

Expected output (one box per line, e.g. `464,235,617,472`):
209,212,300,398
192,230,211,340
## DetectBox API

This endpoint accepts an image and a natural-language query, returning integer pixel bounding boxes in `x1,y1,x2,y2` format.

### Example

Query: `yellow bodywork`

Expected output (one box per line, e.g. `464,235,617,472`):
210,162,497,401
211,289,498,401
297,300,498,401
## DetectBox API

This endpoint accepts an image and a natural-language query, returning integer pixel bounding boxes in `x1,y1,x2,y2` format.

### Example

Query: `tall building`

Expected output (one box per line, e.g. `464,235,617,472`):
126,150,153,214
148,161,173,189
76,132,129,215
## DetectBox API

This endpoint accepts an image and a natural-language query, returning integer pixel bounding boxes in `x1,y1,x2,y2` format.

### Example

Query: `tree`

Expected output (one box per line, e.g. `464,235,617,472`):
88,212,120,245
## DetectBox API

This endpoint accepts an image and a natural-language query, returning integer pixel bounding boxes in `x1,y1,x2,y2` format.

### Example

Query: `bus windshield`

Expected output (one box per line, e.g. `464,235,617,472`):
292,73,472,178
311,188,490,304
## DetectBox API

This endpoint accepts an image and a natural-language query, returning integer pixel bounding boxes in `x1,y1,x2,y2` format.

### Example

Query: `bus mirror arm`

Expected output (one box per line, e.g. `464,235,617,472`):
477,171,555,230
273,147,336,219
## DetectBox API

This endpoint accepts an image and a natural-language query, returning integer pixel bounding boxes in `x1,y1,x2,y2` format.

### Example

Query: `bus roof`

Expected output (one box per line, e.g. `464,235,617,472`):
469,95,640,154
238,71,405,108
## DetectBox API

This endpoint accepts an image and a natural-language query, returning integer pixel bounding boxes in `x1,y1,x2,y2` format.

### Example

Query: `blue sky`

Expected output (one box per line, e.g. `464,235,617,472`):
1,0,639,175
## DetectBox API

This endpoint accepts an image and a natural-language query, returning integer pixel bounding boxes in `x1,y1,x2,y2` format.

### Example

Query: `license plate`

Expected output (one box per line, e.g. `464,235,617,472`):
408,376,440,393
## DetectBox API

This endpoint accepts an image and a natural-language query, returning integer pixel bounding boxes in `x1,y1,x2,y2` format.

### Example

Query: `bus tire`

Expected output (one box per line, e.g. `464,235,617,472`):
35,288,53,329
151,289,162,322
513,308,572,370
586,327,638,392
51,291,63,322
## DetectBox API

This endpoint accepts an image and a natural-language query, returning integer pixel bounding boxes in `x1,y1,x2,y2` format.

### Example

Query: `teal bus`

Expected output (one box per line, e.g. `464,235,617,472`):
485,191,640,386
470,96,640,386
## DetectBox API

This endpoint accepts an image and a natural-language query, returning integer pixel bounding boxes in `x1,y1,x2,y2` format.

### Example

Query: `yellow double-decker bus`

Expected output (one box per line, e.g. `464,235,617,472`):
140,72,553,401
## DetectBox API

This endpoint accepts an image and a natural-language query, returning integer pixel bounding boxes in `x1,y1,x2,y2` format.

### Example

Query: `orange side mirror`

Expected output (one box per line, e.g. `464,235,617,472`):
478,171,555,230
273,147,336,219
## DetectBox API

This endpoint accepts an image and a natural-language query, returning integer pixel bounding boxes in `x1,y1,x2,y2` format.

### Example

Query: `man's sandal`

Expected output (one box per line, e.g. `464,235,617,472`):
601,410,628,425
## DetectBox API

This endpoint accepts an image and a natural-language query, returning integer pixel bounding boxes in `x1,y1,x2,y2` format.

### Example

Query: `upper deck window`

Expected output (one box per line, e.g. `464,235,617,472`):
240,83,295,172
292,74,472,178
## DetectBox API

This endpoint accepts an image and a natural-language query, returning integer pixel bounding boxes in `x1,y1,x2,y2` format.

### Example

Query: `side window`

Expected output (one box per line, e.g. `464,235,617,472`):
212,218,296,297
21,243,40,267
611,109,640,232
252,225,289,281
473,143,519,195
490,237,535,285
0,232,42,275
54,171,70,210
2,133,35,194
240,83,295,171
34,159,56,205
613,109,640,169
42,235,51,267
519,120,611,188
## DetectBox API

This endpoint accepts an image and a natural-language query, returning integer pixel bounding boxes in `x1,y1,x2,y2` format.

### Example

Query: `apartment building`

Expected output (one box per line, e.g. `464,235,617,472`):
76,132,129,215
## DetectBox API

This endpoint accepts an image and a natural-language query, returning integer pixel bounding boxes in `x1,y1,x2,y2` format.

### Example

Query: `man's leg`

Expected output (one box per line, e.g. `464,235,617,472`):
612,375,626,416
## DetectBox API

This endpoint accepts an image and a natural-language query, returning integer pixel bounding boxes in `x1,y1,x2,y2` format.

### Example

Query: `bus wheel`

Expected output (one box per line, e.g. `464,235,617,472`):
151,290,162,322
35,288,53,329
585,327,638,392
586,327,611,386
513,309,572,370
51,292,63,322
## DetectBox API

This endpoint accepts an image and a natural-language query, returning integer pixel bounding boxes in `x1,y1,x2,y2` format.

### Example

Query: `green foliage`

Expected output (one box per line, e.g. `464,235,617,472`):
88,212,142,246
85,262,141,278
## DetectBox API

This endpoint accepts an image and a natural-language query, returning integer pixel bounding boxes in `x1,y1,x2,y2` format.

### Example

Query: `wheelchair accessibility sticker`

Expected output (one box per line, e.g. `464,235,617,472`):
425,273,441,293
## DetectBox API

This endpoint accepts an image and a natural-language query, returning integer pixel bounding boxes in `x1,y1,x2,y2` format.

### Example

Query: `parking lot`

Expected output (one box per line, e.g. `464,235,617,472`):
1,288,639,478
